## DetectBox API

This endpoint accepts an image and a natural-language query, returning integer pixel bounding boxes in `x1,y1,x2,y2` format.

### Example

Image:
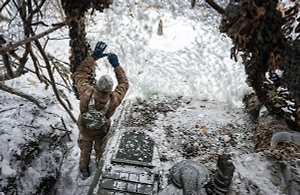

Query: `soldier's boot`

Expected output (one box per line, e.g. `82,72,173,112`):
79,151,91,180
79,167,90,180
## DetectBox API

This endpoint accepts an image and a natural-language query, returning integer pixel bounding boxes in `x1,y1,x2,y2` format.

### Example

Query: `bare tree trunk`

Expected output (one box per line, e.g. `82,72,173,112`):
60,0,113,98
60,0,91,98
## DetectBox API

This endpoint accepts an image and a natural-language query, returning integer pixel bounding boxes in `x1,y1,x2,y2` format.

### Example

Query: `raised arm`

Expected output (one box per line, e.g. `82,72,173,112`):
108,53,129,103
73,42,108,96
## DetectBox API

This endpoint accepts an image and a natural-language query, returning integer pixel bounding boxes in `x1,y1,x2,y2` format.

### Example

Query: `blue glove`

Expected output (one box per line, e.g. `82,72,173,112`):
108,53,119,68
91,41,107,60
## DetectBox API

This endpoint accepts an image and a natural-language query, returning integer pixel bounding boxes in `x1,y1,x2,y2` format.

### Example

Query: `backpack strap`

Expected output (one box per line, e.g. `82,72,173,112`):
88,90,111,113
88,91,95,109
102,98,111,113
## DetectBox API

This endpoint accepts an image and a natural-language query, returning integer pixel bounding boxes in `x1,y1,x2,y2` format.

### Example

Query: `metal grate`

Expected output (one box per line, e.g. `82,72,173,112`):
98,170,155,195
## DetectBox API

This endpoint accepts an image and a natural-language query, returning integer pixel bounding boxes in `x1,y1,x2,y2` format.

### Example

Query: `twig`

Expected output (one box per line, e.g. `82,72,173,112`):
29,46,49,87
0,107,18,113
30,29,77,122
48,53,73,93
23,124,39,129
60,117,72,141
50,125,72,133
0,0,10,12
60,117,68,130
205,0,226,15
57,145,74,177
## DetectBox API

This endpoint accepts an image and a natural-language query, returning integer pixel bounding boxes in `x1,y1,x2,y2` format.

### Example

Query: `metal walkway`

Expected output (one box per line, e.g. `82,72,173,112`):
97,131,158,195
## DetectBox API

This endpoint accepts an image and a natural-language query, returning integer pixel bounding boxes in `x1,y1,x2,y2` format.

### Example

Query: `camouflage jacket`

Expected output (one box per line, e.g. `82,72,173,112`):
73,56,129,134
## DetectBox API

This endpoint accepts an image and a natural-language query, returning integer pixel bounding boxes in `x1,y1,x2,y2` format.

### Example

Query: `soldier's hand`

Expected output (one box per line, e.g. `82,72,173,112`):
91,41,107,60
108,53,119,68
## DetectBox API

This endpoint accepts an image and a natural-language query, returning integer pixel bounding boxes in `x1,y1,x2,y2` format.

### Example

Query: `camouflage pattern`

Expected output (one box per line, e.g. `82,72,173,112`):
74,56,129,169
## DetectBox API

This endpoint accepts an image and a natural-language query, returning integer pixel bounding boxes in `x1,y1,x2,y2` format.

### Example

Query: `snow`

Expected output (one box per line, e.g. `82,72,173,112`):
0,0,295,194
83,0,252,107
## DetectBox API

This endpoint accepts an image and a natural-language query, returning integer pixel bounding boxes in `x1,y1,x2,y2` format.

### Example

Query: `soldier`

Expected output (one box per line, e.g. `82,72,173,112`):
73,41,129,179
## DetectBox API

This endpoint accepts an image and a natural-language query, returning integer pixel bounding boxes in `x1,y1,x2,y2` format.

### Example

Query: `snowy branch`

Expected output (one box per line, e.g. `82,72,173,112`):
0,82,47,109
0,23,66,55
30,31,77,123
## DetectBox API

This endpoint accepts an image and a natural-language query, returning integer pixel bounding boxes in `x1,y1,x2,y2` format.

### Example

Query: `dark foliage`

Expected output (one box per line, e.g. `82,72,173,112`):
208,0,300,131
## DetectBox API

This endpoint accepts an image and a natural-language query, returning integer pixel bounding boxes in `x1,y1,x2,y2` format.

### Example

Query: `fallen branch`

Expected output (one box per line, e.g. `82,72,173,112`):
0,107,19,114
0,82,47,109
23,124,39,129
57,145,74,177
60,117,72,141
50,125,72,133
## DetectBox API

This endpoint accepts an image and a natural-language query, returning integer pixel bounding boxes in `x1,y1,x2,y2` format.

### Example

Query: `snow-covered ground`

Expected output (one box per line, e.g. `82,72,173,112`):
0,0,297,194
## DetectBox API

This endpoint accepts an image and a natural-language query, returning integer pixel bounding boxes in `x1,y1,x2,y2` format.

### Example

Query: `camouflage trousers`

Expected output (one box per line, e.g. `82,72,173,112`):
77,132,106,169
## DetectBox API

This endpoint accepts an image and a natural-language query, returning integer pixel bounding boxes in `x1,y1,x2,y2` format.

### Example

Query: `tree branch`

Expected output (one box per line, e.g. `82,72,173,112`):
48,53,72,92
205,0,226,15
28,46,50,87
2,52,14,79
30,30,77,123
0,22,66,55
0,0,10,13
